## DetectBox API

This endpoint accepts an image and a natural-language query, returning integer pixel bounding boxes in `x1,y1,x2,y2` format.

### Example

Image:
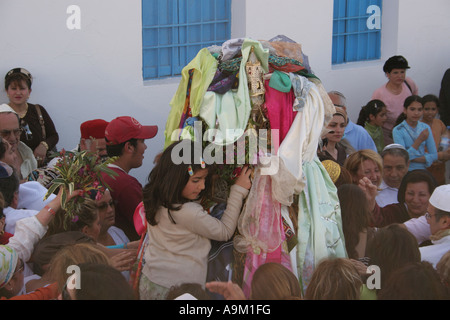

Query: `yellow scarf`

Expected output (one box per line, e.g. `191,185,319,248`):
430,228,450,242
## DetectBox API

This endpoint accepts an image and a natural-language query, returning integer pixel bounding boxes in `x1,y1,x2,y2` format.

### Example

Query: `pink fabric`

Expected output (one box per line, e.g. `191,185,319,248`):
133,202,147,237
240,175,292,297
263,80,297,153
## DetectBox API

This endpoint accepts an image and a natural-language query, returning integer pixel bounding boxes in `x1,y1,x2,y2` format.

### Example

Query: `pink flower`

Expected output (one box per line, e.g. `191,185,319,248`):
231,166,242,180
71,215,79,223
95,190,103,201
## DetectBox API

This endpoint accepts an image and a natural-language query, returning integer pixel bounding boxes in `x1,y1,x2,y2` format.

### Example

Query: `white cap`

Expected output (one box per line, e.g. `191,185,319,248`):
18,181,56,211
0,104,17,114
382,143,406,152
429,184,450,212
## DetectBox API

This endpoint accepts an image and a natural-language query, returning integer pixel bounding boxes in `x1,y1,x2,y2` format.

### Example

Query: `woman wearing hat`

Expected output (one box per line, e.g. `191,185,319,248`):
372,55,418,145
4,68,59,167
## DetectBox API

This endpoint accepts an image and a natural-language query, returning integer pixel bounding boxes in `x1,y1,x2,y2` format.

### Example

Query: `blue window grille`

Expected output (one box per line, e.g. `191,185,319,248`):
332,0,382,64
142,0,231,80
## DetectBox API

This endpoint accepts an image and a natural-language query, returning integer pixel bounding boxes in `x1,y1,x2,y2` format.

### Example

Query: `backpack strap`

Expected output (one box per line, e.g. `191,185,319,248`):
34,104,46,140
404,80,413,94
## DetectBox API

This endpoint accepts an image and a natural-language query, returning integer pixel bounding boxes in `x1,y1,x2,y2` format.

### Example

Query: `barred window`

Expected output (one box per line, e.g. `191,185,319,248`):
142,0,231,80
332,0,382,64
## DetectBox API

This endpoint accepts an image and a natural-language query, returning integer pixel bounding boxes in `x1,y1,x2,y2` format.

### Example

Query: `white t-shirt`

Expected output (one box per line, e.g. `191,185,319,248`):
420,235,450,268
4,207,38,234
18,181,56,211
404,215,431,244
108,226,130,245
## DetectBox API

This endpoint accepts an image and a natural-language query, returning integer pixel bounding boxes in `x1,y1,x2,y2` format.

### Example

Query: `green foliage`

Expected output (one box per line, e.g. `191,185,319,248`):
44,150,118,229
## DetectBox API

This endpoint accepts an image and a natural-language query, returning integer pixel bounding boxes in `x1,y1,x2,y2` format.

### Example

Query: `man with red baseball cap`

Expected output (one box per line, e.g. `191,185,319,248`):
47,118,110,169
79,119,109,160
102,116,158,240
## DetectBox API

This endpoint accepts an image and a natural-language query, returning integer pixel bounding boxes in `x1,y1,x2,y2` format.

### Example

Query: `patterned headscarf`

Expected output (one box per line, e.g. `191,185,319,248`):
0,245,18,289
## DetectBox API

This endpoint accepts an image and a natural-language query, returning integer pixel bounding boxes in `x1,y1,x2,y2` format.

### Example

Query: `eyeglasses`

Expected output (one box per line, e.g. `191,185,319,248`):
425,212,439,220
0,128,22,138
96,199,115,210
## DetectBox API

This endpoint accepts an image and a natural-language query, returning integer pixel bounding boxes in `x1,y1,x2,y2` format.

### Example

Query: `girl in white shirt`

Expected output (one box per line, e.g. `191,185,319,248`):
139,140,252,300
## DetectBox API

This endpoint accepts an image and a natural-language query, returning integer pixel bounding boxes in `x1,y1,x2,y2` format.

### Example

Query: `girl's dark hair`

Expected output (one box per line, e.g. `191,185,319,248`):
337,184,371,259
166,283,211,300
404,95,423,108
0,170,20,207
422,94,440,109
4,72,32,90
75,262,136,300
394,95,423,126
143,139,210,226
378,261,448,300
397,169,437,204
366,224,421,287
356,99,386,126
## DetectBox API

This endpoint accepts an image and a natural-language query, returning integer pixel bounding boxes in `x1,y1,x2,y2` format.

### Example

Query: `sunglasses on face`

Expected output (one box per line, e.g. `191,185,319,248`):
96,200,115,210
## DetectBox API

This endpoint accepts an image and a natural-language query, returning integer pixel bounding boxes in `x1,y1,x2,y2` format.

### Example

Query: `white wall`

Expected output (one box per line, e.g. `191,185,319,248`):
397,0,450,97
1,0,450,185
243,0,450,122
0,0,175,185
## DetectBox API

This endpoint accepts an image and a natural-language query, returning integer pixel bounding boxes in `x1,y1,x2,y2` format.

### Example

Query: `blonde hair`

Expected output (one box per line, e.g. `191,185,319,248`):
250,263,302,300
343,149,383,184
305,258,362,300
48,242,111,291
437,250,450,287
46,198,99,236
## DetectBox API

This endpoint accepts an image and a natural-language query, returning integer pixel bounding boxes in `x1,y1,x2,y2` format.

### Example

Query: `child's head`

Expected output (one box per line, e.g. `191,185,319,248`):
422,94,440,123
305,258,362,300
143,139,210,226
251,262,302,300
404,95,423,122
395,95,423,126
356,99,387,127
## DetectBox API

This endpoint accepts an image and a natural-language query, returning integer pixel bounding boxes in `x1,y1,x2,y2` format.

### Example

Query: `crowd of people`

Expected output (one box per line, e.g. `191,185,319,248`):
0,57,449,301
